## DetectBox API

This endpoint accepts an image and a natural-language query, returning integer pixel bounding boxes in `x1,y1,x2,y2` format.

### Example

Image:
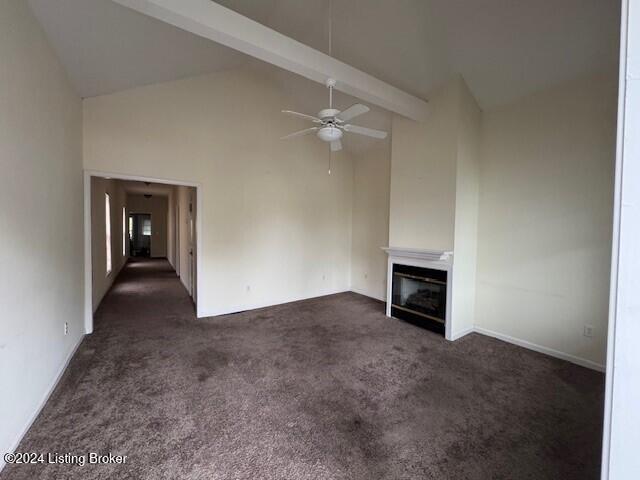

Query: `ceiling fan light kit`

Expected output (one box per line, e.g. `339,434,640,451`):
317,125,343,142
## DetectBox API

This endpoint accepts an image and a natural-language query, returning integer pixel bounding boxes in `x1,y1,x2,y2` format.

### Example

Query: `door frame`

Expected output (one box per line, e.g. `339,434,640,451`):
600,0,639,477
83,169,203,334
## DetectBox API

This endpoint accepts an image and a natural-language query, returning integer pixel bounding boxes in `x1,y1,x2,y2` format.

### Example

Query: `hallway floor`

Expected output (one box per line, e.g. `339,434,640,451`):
2,259,604,479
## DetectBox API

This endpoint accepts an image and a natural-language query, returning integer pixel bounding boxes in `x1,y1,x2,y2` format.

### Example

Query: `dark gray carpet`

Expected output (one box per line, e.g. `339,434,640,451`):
2,259,604,479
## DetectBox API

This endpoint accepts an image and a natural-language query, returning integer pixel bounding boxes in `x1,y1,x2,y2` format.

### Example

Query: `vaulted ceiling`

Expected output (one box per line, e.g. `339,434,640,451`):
214,0,620,109
28,0,620,111
27,0,248,99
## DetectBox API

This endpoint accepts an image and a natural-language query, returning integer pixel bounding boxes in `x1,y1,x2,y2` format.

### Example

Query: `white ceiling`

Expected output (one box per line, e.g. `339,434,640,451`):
27,0,249,99
214,0,620,109
28,0,620,110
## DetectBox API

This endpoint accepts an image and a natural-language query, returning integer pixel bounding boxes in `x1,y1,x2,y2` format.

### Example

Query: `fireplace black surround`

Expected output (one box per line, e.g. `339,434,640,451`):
391,263,447,335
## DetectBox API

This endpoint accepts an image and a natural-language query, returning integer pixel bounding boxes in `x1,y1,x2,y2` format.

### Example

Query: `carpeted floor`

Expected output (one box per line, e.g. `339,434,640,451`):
2,258,605,479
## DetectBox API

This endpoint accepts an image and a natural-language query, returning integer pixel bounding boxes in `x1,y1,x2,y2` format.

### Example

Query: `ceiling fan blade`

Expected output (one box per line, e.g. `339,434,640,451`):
280,127,319,140
330,139,342,152
337,104,369,122
282,110,321,123
343,124,388,139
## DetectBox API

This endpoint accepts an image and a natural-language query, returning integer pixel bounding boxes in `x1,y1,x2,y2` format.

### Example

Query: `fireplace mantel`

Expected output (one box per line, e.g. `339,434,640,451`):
381,247,453,263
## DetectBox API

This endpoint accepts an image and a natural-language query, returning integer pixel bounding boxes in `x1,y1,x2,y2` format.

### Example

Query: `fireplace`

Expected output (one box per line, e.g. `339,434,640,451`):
383,247,453,338
391,264,447,334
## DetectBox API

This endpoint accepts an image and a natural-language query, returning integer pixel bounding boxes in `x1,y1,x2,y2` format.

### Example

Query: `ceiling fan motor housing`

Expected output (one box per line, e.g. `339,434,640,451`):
318,108,341,120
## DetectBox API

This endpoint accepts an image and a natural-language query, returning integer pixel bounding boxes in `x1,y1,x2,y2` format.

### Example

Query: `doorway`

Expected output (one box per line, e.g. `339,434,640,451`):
84,171,202,334
129,213,151,257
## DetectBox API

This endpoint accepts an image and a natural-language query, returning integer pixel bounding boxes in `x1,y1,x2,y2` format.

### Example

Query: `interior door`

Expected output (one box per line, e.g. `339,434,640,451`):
175,203,180,275
189,191,196,303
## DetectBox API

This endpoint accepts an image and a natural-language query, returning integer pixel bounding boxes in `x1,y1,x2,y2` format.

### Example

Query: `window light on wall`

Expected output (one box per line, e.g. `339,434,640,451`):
143,218,151,236
122,207,126,256
105,193,112,275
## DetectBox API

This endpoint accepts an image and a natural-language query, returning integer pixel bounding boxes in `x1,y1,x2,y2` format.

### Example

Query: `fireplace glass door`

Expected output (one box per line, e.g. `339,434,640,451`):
391,264,447,333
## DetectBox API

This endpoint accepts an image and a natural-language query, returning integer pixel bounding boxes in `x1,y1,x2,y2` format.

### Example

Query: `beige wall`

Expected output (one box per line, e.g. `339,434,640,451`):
389,79,459,251
387,71,615,367
83,69,354,316
476,70,617,367
127,194,168,258
91,177,127,311
351,143,391,301
451,79,482,337
0,0,83,465
389,76,481,337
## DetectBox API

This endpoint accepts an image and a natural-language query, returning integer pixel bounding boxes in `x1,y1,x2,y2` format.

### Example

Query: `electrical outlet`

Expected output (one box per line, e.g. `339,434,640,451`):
246,285,251,293
583,325,594,338
364,273,368,279
64,322,68,335
322,274,326,281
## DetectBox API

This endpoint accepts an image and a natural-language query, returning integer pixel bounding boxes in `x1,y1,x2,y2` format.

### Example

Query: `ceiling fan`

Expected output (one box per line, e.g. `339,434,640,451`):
280,78,388,152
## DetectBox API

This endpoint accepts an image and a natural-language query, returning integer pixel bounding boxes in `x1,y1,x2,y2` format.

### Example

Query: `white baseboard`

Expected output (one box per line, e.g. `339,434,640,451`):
92,259,127,314
349,288,385,302
450,326,475,341
332,292,605,372
473,326,605,372
198,289,351,318
0,334,85,473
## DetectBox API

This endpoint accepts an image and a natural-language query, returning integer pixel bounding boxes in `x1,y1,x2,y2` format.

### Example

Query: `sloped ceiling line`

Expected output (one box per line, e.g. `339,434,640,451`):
110,0,430,121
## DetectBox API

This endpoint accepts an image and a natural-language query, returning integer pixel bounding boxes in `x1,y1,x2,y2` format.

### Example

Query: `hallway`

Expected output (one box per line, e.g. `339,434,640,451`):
96,258,196,330
2,258,198,479
2,259,604,480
